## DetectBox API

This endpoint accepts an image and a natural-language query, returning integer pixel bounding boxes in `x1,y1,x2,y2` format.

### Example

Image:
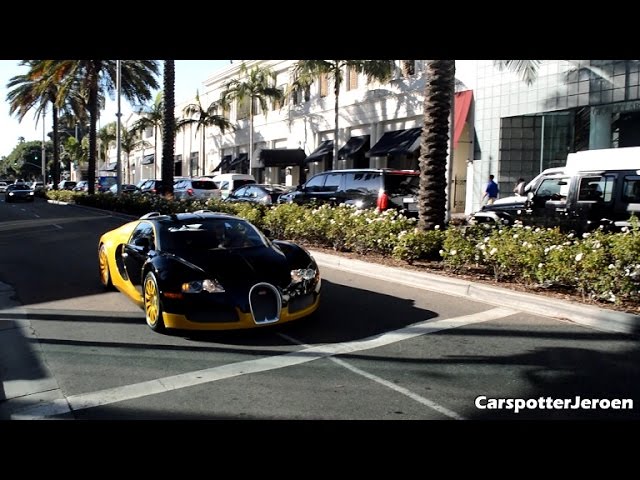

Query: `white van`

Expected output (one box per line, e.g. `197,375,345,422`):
211,173,256,199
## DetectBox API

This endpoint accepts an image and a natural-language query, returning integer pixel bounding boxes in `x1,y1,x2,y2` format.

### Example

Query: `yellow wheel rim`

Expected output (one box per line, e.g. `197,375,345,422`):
99,246,109,285
145,277,159,326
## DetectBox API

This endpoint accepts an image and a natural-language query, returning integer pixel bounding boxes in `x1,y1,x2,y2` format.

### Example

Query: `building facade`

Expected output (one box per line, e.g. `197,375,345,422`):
109,59,640,216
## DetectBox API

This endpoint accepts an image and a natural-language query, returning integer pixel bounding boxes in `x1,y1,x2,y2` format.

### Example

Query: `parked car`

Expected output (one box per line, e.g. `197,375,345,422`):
5,182,35,203
58,180,77,190
280,168,420,216
97,210,321,332
138,179,169,196
210,173,256,199
470,168,640,232
108,184,139,194
73,180,89,192
0,181,8,193
226,184,294,205
173,178,221,200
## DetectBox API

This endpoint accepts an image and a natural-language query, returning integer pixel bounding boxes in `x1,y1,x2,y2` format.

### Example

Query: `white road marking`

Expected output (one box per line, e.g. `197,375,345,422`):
10,307,515,419
52,224,63,229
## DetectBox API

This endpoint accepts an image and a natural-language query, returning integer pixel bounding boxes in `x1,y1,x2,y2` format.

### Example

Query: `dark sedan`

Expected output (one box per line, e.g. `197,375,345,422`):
226,184,295,205
5,183,35,203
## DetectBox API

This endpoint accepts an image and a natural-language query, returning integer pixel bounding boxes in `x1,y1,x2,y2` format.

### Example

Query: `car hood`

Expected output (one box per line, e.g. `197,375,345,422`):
483,196,528,211
174,245,292,288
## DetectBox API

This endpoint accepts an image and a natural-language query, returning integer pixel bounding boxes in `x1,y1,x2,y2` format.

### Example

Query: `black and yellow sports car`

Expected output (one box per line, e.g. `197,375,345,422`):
98,210,321,332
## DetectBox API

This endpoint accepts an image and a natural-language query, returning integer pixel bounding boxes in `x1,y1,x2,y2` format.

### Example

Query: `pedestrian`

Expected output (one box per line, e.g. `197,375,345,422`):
483,174,500,205
513,178,526,196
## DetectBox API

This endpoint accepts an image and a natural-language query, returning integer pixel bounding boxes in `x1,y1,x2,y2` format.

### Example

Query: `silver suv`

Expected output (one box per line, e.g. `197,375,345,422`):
173,178,221,200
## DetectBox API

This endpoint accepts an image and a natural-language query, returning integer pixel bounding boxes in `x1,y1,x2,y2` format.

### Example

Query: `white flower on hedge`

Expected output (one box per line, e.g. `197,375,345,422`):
567,233,574,239
535,227,541,232
435,225,440,230
489,247,498,256
575,253,584,262
621,226,628,232
538,263,544,268
439,249,445,255
513,234,519,239
450,249,457,256
582,233,590,238
608,264,615,269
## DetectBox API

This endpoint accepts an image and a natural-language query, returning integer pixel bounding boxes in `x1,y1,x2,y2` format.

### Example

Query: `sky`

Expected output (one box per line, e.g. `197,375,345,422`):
0,60,233,158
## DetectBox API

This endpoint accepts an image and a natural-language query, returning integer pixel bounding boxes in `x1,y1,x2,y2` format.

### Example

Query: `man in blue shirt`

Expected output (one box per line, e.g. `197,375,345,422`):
483,174,499,205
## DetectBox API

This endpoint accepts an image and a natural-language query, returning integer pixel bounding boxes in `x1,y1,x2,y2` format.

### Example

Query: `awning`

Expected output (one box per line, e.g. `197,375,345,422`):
142,154,155,165
305,140,333,163
213,155,232,172
101,162,117,172
365,128,422,158
338,135,370,159
230,153,248,168
253,148,306,168
454,90,473,148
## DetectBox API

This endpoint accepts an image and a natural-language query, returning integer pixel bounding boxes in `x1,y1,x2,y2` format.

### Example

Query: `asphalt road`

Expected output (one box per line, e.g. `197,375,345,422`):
1,197,639,420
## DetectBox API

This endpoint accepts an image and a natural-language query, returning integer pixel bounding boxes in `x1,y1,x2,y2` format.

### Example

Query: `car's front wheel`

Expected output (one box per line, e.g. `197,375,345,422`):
144,272,165,333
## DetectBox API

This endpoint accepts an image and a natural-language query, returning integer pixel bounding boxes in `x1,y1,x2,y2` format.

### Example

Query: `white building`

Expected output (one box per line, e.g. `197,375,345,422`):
109,59,640,215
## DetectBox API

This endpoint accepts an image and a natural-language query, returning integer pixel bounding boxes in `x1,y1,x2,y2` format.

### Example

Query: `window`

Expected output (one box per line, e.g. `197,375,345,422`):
323,173,342,192
129,222,155,250
237,97,249,120
274,84,287,110
347,66,358,91
622,176,640,202
577,175,613,202
319,73,329,97
305,174,327,192
144,126,153,138
345,172,380,194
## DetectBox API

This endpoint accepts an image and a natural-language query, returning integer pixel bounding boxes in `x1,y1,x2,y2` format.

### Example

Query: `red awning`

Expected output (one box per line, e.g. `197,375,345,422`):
453,90,473,148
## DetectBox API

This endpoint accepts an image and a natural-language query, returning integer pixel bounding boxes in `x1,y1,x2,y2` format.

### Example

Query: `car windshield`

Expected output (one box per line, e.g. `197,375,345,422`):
159,218,267,253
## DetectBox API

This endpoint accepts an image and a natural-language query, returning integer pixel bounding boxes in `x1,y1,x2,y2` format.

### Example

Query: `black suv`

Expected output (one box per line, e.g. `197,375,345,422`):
471,168,640,232
280,169,420,216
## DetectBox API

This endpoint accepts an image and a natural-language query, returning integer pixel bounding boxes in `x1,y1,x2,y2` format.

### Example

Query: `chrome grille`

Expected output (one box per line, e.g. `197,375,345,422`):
249,283,281,325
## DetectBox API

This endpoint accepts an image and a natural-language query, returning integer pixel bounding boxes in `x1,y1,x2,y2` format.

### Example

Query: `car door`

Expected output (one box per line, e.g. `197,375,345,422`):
123,221,156,295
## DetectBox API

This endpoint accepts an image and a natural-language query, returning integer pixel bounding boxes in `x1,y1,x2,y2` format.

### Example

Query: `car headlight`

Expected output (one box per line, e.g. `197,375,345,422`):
8,192,14,196
291,268,316,283
182,279,225,293
29,191,34,195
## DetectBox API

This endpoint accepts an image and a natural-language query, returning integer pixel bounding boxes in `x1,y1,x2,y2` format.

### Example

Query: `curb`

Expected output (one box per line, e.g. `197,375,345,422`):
310,250,640,336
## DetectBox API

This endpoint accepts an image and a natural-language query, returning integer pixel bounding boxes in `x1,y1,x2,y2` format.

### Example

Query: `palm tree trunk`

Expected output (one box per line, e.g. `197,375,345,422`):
162,59,175,196
52,105,59,187
201,127,206,175
333,77,340,169
87,66,100,195
249,98,254,178
417,60,455,231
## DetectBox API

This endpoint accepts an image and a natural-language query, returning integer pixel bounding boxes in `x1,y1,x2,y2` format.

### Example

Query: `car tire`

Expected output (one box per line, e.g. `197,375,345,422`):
98,244,114,289
144,272,166,333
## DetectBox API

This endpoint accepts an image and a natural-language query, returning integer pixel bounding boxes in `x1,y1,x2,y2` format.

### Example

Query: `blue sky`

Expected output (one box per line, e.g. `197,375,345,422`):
0,60,233,158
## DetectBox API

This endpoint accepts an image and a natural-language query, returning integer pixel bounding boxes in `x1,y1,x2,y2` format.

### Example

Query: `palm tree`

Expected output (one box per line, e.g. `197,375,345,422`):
220,63,282,173
131,91,164,180
161,60,175,197
97,121,116,170
180,91,233,176
44,60,160,194
417,60,455,230
5,60,86,189
417,59,541,231
290,60,395,163
120,126,151,184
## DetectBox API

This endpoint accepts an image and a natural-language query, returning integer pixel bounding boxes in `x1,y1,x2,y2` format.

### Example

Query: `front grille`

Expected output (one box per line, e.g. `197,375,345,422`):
249,283,281,325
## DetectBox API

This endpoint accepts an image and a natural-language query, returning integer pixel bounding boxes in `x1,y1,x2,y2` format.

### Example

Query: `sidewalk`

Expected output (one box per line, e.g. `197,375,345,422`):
310,250,640,336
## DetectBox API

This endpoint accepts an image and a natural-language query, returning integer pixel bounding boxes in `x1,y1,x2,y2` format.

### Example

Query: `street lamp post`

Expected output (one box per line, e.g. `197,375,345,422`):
116,60,122,194
42,111,46,184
